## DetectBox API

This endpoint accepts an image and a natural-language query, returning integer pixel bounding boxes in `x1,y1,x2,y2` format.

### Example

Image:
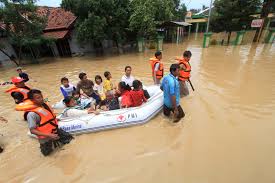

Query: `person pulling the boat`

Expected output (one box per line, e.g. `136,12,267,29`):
16,67,29,83
16,89,73,156
176,50,192,97
161,64,185,123
6,77,31,104
62,96,99,118
149,51,164,85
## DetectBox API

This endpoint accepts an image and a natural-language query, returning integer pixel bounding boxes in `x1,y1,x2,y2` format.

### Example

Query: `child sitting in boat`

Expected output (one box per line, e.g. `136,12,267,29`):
116,81,132,108
129,80,147,107
60,77,76,98
105,91,120,111
72,91,94,109
103,71,116,94
62,96,99,118
93,75,106,100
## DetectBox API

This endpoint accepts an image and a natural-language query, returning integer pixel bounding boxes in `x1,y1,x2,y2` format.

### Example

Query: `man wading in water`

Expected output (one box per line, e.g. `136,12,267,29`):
161,64,185,122
16,89,73,156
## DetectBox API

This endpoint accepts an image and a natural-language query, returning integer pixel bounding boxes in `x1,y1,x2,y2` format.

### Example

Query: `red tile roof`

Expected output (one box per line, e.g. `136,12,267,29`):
37,7,77,31
44,30,69,39
0,7,76,39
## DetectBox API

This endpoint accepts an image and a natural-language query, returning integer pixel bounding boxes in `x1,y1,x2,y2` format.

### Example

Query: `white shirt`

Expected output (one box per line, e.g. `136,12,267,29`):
121,75,135,87
63,108,88,118
93,83,104,94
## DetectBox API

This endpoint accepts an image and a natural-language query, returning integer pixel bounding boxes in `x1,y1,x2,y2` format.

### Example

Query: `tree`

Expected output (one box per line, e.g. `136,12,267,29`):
174,3,187,21
253,0,273,42
129,0,175,38
0,0,50,65
62,0,131,52
210,0,261,44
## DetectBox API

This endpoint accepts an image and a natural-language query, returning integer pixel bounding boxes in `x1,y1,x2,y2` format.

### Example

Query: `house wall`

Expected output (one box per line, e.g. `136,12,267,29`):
68,30,94,54
0,38,16,63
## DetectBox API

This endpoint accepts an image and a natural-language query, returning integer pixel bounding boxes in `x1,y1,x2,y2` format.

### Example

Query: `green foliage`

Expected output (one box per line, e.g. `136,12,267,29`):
174,3,187,21
62,0,131,44
129,0,176,38
210,0,262,33
0,0,52,50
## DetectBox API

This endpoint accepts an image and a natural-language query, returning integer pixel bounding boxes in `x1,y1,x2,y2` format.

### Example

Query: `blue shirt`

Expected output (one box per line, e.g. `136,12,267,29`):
161,73,180,108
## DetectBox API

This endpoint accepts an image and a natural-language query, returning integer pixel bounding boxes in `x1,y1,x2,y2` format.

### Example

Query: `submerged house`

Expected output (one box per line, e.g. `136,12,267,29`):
0,7,94,63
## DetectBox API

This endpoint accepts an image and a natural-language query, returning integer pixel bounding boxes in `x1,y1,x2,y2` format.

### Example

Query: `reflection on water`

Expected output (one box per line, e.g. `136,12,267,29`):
0,34,275,183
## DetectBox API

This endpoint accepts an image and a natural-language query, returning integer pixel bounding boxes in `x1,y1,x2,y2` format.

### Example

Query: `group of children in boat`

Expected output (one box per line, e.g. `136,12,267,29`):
1,49,192,156
60,66,150,118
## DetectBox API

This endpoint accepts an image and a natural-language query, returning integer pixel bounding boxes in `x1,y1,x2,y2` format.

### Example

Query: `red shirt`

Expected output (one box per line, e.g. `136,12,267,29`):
129,90,147,107
120,90,132,108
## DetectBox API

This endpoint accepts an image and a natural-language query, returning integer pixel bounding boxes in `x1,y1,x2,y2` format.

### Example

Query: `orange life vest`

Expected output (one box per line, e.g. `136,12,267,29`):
6,86,30,100
176,57,191,81
16,100,58,139
150,57,164,79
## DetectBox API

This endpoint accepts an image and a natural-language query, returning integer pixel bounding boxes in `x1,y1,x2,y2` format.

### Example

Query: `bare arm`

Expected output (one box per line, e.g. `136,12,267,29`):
30,129,59,140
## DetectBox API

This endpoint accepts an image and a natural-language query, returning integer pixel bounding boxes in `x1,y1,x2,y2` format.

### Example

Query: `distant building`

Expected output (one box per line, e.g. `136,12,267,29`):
0,7,96,63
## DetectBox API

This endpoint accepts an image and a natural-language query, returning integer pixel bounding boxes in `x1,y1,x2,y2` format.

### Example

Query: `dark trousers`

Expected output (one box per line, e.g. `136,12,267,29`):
89,92,101,105
163,105,185,120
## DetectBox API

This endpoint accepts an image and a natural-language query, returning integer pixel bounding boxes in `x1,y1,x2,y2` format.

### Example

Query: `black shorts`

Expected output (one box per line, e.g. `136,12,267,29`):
163,105,185,119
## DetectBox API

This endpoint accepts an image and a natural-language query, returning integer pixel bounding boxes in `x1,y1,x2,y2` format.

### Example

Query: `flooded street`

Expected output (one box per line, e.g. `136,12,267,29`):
0,35,275,183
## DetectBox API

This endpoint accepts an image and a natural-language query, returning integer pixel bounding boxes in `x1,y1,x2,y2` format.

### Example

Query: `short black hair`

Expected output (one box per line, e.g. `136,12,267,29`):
125,66,132,72
95,75,103,82
155,51,162,57
11,92,24,104
104,71,111,78
79,72,87,80
63,96,74,106
118,81,131,91
27,89,42,99
132,80,141,90
61,77,69,83
170,64,180,73
72,90,80,96
183,50,192,58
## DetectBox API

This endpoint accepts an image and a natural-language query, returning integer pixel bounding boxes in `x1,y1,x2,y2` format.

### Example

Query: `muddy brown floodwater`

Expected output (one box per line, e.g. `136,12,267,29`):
0,35,275,183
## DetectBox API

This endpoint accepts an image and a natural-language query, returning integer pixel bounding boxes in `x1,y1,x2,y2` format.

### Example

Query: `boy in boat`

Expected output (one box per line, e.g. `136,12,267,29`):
60,77,76,98
62,96,99,118
103,71,116,94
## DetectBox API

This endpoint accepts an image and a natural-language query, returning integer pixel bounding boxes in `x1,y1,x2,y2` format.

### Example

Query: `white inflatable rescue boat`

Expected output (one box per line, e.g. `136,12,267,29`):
58,85,163,134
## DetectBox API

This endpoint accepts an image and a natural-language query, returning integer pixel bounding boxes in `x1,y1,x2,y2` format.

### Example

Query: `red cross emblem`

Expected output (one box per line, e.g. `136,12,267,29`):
117,115,126,122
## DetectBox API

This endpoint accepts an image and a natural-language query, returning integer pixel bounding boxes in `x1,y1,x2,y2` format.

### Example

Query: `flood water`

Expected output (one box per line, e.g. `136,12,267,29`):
0,35,275,183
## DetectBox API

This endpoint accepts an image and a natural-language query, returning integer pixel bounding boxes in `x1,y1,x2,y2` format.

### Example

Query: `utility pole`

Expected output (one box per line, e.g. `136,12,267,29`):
253,0,273,42
206,0,213,33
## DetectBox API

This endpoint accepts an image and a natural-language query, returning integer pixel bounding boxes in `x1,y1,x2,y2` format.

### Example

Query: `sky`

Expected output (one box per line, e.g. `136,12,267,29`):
36,0,213,10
